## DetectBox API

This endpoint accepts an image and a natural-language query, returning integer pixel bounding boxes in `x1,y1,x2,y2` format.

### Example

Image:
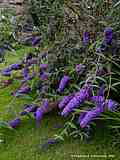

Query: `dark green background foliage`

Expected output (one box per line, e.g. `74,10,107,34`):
29,0,64,40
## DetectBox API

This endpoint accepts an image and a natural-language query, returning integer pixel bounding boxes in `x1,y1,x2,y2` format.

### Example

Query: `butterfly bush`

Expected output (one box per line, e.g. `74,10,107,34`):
0,19,119,149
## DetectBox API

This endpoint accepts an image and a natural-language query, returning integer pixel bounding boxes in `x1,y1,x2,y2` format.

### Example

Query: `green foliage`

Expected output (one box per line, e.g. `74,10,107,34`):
0,8,16,44
29,0,64,40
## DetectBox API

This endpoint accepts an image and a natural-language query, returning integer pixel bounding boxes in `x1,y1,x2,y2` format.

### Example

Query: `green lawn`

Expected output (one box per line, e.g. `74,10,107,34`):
0,47,120,160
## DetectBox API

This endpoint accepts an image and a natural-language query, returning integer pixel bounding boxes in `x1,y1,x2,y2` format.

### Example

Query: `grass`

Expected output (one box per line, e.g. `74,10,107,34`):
0,46,120,160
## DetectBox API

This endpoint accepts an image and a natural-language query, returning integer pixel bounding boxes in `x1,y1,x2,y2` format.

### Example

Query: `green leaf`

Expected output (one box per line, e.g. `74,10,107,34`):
0,121,13,130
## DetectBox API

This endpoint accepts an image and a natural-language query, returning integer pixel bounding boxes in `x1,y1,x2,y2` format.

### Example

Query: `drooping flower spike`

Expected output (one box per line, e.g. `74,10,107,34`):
79,103,104,128
14,85,31,96
2,67,12,76
20,104,38,116
105,99,118,111
57,75,70,93
9,118,21,128
61,84,92,116
40,64,48,70
39,71,49,81
104,27,113,45
10,63,22,70
58,94,74,109
32,36,41,46
75,64,86,74
82,31,90,45
34,99,49,126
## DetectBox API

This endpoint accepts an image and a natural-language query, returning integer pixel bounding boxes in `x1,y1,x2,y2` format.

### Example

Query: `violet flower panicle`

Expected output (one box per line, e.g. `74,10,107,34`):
9,118,21,128
39,72,49,81
2,67,12,76
104,27,113,45
58,94,74,109
34,99,49,126
20,104,38,116
90,96,105,104
57,75,70,93
61,84,92,116
40,64,48,70
22,67,29,78
10,63,22,70
105,99,118,111
82,31,90,45
32,36,41,46
75,64,86,74
14,85,31,96
2,70,11,76
79,104,104,128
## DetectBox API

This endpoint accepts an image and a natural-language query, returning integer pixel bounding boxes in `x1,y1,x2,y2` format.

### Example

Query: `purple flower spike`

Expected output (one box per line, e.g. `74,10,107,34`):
34,108,44,126
61,84,92,116
75,64,86,74
98,83,105,97
57,75,70,93
79,105,104,128
32,36,41,46
17,85,31,94
39,72,49,81
34,99,49,126
20,104,38,116
61,96,80,117
2,67,12,72
10,63,22,70
83,31,90,45
96,67,107,76
40,64,48,70
105,99,118,111
2,70,11,76
90,96,105,104
2,67,12,76
27,58,37,65
22,67,29,78
42,99,49,108
9,118,21,128
58,94,74,109
104,27,113,45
